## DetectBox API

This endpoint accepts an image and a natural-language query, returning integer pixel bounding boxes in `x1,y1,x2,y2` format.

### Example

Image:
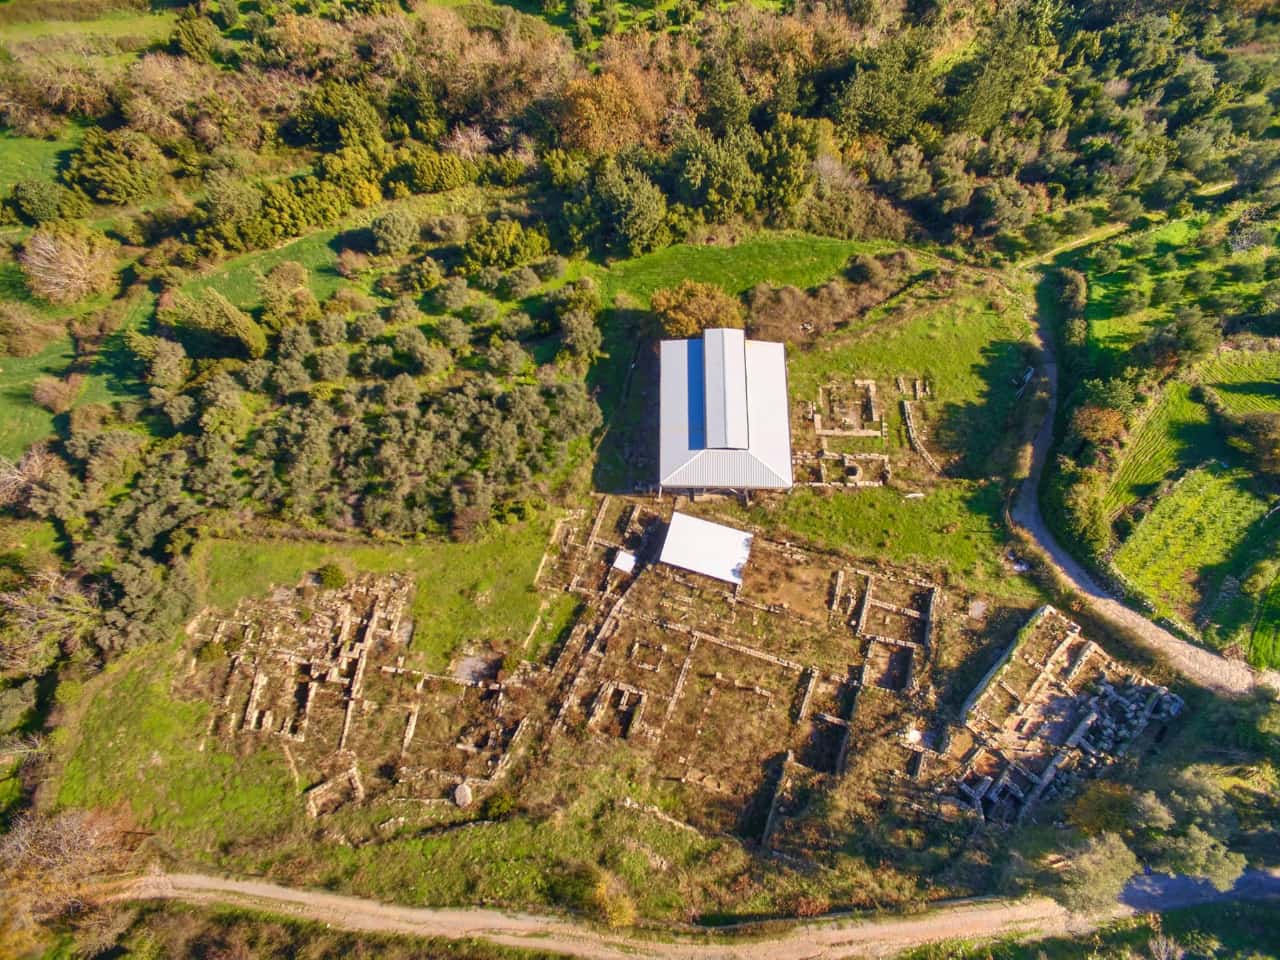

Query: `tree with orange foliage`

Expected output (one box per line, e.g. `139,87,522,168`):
1070,404,1127,447
651,280,744,338
559,66,662,156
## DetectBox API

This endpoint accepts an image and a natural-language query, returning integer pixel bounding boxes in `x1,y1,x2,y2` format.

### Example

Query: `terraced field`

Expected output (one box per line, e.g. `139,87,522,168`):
1113,464,1274,628
1103,382,1223,518
1252,578,1280,672
1201,350,1280,416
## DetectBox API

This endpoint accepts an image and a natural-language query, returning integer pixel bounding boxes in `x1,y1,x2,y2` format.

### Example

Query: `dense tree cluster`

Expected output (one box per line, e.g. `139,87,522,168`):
4,0,1276,279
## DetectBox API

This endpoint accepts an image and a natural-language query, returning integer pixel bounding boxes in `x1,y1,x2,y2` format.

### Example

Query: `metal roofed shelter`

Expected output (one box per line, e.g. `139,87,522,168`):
658,512,753,585
659,328,793,491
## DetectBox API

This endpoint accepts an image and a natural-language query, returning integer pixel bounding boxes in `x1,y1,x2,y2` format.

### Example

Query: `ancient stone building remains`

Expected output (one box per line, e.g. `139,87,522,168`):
538,495,944,840
188,574,530,815
951,605,1183,824
186,509,1178,836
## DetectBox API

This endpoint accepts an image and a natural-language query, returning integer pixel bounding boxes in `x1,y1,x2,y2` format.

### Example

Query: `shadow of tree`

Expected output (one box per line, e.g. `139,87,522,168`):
1122,413,1229,506
735,750,788,841
590,306,655,494
85,323,148,400
932,337,1035,479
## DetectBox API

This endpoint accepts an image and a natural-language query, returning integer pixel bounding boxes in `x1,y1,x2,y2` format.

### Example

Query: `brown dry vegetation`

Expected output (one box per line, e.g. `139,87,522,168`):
0,302,63,358
745,250,919,347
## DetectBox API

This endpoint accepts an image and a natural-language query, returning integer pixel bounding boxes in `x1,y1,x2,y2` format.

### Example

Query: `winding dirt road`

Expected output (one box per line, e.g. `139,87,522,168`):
115,869,1280,959
1009,279,1280,697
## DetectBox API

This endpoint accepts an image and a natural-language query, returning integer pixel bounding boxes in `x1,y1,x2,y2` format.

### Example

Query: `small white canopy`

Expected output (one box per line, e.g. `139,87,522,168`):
658,512,753,585
612,550,637,574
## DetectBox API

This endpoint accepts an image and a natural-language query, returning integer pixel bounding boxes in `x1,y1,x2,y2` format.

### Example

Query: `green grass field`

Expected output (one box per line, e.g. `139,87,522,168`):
1251,576,1280,671
0,127,82,197
54,650,302,857
0,290,153,460
595,232,884,305
1081,211,1275,381
320,746,724,916
183,186,493,310
1113,464,1275,629
1083,217,1204,370
0,8,175,42
184,227,349,310
1103,381,1224,517
1201,349,1280,416
789,287,1033,475
0,337,75,459
743,481,1035,599
193,516,558,671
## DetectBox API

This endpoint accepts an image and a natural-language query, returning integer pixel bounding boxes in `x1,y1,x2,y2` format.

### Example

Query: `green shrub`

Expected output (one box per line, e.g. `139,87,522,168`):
11,179,83,223
316,564,347,589
393,145,476,194
65,129,165,206
461,218,549,274
481,791,515,819
171,15,221,61
370,208,420,256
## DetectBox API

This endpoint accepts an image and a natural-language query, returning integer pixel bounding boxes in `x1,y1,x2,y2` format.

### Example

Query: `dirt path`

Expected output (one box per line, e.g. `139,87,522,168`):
117,873,1084,959
1015,222,1129,268
114,869,1280,959
1009,279,1280,697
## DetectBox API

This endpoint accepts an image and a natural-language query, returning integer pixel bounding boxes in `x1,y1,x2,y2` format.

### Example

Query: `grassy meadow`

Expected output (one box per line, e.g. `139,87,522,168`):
744,481,1034,600
0,127,81,198
0,8,175,47
1250,577,1280,671
1083,208,1274,375
192,514,559,671
789,282,1035,475
54,650,301,856
182,185,495,310
0,289,152,459
1201,349,1280,416
1083,216,1205,372
0,336,76,459
595,232,883,305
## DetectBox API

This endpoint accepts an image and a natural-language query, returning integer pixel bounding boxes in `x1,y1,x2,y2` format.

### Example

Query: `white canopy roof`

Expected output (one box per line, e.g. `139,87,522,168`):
658,512,753,585
659,329,793,490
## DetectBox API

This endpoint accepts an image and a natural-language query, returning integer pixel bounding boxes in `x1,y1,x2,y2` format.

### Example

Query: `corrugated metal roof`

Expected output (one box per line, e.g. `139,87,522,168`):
659,512,753,584
703,328,749,449
659,330,793,490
